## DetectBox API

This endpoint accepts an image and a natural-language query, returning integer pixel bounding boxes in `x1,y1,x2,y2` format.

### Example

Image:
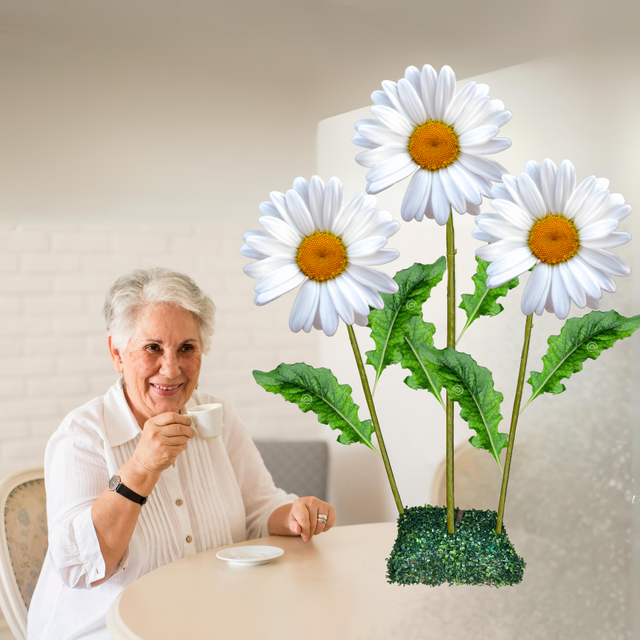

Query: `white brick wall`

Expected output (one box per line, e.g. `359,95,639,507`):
0,224,323,476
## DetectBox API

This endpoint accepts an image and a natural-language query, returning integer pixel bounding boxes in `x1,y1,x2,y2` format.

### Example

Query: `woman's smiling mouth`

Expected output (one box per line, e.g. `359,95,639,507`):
150,383,183,396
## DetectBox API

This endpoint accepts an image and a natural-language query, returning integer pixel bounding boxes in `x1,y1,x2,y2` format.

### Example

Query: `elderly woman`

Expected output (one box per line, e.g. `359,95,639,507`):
28,267,336,640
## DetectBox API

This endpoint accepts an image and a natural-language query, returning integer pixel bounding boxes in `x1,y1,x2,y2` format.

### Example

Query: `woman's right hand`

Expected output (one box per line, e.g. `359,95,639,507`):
130,412,195,476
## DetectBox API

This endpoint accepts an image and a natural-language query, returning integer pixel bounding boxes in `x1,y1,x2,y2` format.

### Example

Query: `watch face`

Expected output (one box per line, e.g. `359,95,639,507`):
108,475,121,491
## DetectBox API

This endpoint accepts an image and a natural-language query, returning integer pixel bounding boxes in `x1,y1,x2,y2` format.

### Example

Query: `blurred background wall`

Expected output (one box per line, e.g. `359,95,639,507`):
0,1,638,638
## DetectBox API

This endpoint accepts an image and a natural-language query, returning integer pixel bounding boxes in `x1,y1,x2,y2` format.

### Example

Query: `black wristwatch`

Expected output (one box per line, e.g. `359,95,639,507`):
108,475,148,506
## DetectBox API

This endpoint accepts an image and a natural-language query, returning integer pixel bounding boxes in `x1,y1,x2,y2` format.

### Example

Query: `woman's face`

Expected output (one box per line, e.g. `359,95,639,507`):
109,304,203,426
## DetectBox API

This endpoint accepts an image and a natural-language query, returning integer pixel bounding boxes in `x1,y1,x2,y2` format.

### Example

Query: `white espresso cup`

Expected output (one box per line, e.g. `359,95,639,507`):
186,403,223,439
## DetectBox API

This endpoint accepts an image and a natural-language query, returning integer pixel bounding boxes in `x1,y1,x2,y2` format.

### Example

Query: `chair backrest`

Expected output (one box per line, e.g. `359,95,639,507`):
254,441,329,502
0,467,47,640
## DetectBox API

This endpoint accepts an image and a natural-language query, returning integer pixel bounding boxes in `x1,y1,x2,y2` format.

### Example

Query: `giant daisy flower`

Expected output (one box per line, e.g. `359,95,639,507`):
353,64,512,225
472,159,631,319
241,176,400,336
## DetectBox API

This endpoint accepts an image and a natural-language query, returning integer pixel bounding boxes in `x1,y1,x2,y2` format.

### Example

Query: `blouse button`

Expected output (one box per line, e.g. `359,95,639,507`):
175,499,183,506
186,535,193,543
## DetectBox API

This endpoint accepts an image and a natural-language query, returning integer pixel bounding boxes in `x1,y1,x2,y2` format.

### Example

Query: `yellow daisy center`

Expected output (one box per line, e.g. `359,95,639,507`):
296,231,348,281
408,120,460,171
528,214,580,264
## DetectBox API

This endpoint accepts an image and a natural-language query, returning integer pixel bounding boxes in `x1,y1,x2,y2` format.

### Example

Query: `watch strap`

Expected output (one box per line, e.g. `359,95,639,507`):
110,475,148,506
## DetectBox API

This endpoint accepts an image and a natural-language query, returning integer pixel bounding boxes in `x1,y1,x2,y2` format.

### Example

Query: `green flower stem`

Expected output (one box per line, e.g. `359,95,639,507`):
496,313,534,535
347,324,404,515
446,208,456,534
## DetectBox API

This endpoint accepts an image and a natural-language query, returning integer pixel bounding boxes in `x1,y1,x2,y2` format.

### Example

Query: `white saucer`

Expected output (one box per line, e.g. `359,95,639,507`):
216,545,284,566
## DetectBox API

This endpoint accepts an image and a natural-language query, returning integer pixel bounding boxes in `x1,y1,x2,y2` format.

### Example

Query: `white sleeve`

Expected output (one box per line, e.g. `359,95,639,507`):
220,400,298,539
45,424,129,590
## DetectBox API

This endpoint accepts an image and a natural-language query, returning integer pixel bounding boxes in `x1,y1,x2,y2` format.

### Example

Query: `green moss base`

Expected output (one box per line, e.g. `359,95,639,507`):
386,505,525,587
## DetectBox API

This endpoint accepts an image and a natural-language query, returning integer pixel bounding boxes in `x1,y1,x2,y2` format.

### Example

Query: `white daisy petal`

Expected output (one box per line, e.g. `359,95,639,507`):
555,160,576,213
573,188,613,228
371,105,414,136
317,284,339,336
334,276,369,317
332,192,366,237
465,200,482,216
254,270,306,305
457,152,508,182
480,108,512,129
604,203,632,222
327,279,355,325
340,271,382,311
523,161,543,193
290,280,319,333
352,133,378,149
401,170,431,221
244,255,295,280
308,176,326,228
366,152,415,184
476,217,529,241
323,177,344,229
472,226,499,243
397,78,427,126
517,172,548,219
349,248,399,266
283,190,315,237
439,165,466,214
240,244,267,260
458,125,500,147
258,216,302,247
254,263,303,293
356,144,406,169
367,162,417,195
292,178,311,211
430,172,452,225
585,294,601,310
564,175,598,218
500,175,531,213
476,238,528,262
578,247,630,277
403,65,424,103
348,236,388,258
486,247,537,283
521,262,550,316
258,201,281,218
491,200,535,230
578,219,619,241
444,81,477,124
353,312,369,326
550,267,571,319
245,233,297,258
540,159,558,212
565,257,602,299
447,163,482,207
459,138,511,155
346,264,398,294
420,64,438,119
558,261,586,307
358,124,407,147
371,90,393,108
380,80,413,123
341,208,380,246
581,231,631,249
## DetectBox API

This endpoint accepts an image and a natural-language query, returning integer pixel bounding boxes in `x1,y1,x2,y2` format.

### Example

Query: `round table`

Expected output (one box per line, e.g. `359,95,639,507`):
107,522,433,640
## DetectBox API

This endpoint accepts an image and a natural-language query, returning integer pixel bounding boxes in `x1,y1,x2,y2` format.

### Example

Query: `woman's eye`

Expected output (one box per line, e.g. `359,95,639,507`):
145,344,160,352
181,344,195,352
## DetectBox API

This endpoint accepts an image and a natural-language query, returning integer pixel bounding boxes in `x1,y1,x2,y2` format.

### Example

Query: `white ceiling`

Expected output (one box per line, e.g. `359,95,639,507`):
1,0,638,223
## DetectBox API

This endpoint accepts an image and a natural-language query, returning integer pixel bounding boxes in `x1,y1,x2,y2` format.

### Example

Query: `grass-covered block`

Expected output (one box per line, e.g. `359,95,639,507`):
386,505,525,587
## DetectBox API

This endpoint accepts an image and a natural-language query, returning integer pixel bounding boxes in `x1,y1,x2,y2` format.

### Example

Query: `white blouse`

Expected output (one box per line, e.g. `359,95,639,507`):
28,381,298,640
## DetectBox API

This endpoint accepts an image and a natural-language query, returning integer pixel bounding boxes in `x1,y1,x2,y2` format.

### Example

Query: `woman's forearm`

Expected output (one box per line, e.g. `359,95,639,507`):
90,458,159,586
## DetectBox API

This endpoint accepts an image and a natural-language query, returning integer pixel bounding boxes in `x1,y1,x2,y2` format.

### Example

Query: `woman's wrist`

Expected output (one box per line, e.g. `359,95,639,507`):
118,457,160,497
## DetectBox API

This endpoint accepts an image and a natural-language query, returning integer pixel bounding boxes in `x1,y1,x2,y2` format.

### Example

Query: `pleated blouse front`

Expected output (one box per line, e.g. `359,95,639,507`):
28,381,298,640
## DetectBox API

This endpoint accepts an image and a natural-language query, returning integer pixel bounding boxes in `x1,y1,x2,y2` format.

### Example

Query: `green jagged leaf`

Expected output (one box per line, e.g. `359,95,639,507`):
524,310,640,408
366,258,447,391
399,316,444,409
253,363,377,453
410,344,508,466
457,256,520,345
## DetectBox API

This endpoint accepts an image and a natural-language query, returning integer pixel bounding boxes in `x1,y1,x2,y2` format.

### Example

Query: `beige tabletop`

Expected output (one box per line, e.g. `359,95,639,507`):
106,521,442,640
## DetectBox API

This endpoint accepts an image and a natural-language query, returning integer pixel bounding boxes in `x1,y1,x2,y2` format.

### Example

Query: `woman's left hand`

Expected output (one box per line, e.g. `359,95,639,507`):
288,496,336,542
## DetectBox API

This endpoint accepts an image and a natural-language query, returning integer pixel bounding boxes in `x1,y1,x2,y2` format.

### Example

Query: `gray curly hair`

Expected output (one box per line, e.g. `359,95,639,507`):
104,267,216,354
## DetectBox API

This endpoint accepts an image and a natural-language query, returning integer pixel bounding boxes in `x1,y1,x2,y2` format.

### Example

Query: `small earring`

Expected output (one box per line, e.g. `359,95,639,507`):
119,372,125,388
